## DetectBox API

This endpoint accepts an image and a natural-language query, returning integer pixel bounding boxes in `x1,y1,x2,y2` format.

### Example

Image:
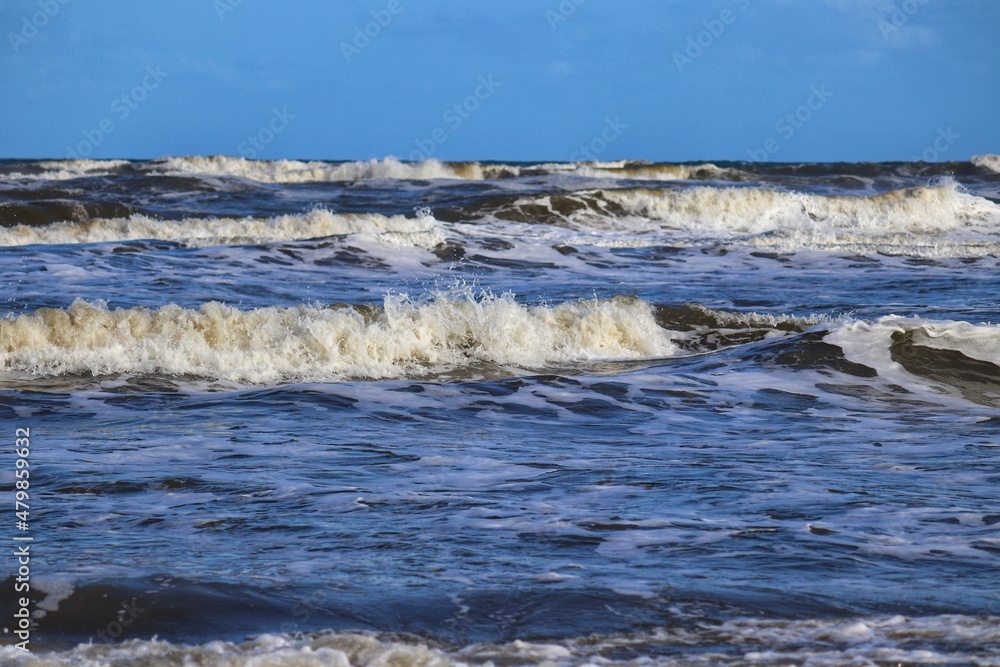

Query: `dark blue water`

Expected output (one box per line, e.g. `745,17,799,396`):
1,156,999,665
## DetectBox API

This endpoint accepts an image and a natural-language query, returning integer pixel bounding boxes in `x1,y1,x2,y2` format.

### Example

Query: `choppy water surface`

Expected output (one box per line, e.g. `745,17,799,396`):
1,156,999,666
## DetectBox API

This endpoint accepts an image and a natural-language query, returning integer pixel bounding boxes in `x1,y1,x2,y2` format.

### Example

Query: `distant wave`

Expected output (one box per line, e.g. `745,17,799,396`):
0,159,129,181
475,182,1000,256
511,183,1000,234
520,160,746,181
148,156,744,183
2,157,996,185
150,155,483,182
6,183,999,257
582,161,746,181
0,292,679,383
971,154,1000,173
0,209,445,248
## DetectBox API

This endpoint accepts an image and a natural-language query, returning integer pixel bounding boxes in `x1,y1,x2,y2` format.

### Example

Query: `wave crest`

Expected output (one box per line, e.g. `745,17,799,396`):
572,161,745,181
149,156,742,183
0,159,129,182
482,183,1000,255
0,209,444,248
153,156,481,182
601,183,999,234
0,292,678,383
3,615,997,667
825,316,1000,407
971,154,1000,173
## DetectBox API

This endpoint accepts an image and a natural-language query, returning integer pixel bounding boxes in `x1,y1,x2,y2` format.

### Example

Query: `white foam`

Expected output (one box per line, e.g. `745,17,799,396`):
0,633,453,667
971,154,1000,173
0,159,129,182
0,210,445,248
153,156,482,182
0,292,678,383
490,183,1000,255
3,616,997,666
147,156,744,183
572,162,743,181
894,318,1000,366
688,303,831,330
825,315,1000,394
600,183,1000,236
31,576,76,616
741,232,1000,257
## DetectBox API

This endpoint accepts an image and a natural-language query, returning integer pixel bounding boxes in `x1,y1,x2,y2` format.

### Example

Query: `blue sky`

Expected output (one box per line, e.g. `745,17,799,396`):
2,0,997,162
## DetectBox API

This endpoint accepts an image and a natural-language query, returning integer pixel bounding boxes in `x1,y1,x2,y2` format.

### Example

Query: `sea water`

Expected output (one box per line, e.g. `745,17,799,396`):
0,156,998,665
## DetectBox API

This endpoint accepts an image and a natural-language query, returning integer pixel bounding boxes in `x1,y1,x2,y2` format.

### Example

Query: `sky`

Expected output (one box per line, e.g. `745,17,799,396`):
1,0,998,163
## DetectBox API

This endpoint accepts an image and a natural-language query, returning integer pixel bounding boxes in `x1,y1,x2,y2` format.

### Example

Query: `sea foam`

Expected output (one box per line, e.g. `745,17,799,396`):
971,154,1000,173
0,209,444,248
153,155,483,182
0,292,677,383
0,159,129,182
150,156,741,183
2,616,997,667
600,183,1000,235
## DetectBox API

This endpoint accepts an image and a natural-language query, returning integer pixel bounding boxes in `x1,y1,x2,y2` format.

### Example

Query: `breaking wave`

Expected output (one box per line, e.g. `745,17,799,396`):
0,209,445,248
0,292,679,383
4,157,995,186
5,183,998,257
151,155,485,182
0,159,129,182
561,183,999,234
148,156,744,183
828,315,1000,368
520,160,746,181
3,615,998,667
476,182,1000,255
971,154,1000,174
825,315,1000,407
576,161,746,181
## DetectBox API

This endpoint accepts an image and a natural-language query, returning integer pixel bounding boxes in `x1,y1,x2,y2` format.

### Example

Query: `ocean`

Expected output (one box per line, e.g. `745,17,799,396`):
1,155,999,666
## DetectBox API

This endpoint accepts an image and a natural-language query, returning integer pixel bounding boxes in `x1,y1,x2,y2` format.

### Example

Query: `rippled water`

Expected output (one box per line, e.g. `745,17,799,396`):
1,157,999,666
